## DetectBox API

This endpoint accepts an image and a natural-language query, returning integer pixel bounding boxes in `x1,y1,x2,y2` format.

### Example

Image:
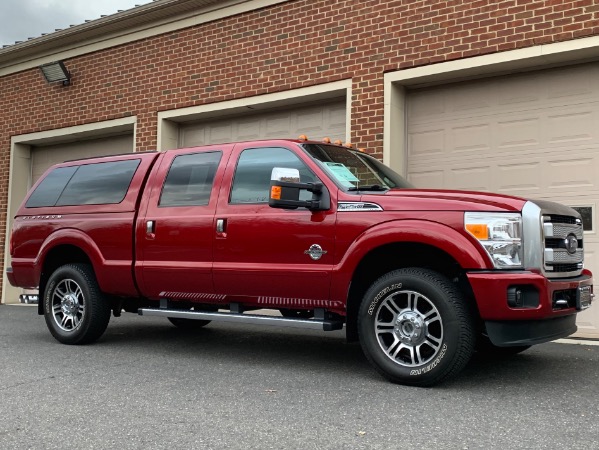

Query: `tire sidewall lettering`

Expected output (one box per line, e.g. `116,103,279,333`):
367,283,402,315
409,343,448,376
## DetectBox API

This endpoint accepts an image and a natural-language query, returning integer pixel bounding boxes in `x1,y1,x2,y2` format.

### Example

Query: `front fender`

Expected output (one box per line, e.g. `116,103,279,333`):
330,219,491,303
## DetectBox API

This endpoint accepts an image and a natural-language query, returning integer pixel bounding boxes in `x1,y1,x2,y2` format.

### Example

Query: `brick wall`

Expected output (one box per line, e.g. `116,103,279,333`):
1,0,598,291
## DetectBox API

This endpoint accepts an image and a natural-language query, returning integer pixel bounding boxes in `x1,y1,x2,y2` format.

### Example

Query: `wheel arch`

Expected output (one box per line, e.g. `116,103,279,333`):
37,231,103,314
345,241,481,342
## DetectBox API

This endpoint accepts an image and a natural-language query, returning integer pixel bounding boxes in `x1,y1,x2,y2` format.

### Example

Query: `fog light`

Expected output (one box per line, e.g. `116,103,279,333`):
507,287,522,307
507,286,539,308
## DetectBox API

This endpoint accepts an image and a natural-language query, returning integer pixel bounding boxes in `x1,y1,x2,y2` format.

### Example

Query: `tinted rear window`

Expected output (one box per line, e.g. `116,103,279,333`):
26,159,141,208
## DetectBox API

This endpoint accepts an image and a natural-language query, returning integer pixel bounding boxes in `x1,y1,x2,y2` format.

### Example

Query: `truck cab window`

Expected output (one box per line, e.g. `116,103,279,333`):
230,147,315,204
159,151,222,207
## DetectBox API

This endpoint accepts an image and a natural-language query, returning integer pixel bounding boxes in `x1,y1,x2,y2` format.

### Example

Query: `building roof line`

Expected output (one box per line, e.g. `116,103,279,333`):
0,0,289,76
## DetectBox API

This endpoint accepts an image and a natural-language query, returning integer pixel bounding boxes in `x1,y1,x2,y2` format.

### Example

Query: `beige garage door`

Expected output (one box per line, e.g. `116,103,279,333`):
31,134,134,183
178,100,347,148
407,62,599,338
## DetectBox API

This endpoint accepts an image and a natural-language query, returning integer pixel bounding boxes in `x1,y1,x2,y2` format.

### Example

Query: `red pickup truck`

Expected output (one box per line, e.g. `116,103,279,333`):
6,138,594,386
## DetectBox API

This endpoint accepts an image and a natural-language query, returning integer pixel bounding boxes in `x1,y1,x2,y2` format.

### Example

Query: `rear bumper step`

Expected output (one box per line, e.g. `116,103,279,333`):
138,307,344,331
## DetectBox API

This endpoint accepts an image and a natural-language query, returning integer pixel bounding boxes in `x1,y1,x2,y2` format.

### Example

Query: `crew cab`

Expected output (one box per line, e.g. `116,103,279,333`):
6,138,594,386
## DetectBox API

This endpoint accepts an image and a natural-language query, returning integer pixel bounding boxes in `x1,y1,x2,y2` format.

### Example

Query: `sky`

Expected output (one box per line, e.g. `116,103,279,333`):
0,0,155,47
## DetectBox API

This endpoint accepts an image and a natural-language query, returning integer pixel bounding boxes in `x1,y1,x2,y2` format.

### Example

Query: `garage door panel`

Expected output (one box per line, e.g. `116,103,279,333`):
497,118,540,149
209,123,235,144
408,170,445,189
407,62,599,338
546,66,597,100
546,157,594,191
452,124,491,153
237,118,262,141
546,108,596,145
497,76,543,106
449,166,493,192
179,100,346,148
408,129,445,158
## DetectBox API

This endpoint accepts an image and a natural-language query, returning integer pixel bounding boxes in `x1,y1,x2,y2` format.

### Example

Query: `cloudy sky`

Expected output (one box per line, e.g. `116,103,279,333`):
0,0,154,47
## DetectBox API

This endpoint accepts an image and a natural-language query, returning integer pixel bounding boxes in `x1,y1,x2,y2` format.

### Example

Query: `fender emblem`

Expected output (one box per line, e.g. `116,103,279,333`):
305,244,327,261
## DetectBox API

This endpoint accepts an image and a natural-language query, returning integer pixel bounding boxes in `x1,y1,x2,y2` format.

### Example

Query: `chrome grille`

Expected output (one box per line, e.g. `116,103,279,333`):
542,214,583,276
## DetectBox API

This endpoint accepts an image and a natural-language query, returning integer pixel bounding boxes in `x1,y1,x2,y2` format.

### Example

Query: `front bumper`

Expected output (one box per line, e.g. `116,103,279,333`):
468,269,593,320
467,269,593,345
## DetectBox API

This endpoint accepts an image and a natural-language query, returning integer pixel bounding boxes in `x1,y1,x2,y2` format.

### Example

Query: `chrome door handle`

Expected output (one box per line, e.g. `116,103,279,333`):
216,219,225,233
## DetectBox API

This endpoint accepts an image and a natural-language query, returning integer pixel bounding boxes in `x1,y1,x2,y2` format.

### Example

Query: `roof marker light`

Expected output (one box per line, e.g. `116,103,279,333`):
333,139,343,145
298,134,308,141
322,137,331,144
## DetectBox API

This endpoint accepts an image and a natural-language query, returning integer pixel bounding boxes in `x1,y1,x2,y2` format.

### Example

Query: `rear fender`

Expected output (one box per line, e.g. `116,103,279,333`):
36,229,106,288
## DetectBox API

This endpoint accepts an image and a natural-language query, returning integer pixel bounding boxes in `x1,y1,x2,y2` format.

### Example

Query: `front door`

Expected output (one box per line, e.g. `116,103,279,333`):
212,143,337,309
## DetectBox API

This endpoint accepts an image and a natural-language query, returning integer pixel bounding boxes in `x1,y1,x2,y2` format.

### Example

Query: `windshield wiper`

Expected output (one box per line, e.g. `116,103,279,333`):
346,184,388,191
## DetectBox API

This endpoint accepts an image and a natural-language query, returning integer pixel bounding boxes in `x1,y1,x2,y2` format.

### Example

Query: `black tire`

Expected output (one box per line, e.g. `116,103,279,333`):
167,306,212,329
43,263,111,345
167,317,211,329
358,268,475,387
279,308,314,319
475,334,531,357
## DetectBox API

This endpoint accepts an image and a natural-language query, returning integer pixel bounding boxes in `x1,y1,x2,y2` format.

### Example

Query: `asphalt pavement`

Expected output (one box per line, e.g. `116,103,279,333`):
1,304,598,450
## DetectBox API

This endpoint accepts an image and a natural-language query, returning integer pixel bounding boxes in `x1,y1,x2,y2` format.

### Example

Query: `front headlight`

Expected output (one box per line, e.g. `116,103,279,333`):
464,212,523,269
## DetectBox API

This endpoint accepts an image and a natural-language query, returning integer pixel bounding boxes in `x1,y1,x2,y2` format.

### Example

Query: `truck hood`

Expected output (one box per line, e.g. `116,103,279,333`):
362,189,528,212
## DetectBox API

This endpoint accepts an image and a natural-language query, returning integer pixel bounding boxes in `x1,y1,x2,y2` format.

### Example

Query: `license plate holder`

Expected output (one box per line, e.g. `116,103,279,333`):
576,286,592,311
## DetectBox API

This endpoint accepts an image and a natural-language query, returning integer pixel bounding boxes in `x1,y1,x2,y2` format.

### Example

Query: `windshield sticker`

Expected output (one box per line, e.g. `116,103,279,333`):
324,162,359,187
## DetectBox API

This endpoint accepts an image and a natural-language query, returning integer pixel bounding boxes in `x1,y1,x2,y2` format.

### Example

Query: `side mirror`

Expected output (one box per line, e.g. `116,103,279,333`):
269,167,330,211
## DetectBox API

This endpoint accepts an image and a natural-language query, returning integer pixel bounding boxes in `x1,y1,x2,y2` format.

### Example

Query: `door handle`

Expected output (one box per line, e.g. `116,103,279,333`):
146,220,156,240
216,218,227,237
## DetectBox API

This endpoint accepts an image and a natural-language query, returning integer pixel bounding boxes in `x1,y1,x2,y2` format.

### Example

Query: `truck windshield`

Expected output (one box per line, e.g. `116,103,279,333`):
301,143,414,191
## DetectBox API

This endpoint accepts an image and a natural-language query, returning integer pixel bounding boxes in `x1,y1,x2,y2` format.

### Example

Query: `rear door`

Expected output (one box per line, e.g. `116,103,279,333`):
212,143,337,308
135,145,232,300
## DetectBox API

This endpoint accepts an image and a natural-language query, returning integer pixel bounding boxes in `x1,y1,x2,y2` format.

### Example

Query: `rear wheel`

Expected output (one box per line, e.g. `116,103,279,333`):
358,268,475,387
43,263,111,345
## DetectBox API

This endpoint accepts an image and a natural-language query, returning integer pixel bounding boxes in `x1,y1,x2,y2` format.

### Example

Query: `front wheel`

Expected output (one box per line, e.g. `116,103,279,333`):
358,268,475,387
43,263,111,345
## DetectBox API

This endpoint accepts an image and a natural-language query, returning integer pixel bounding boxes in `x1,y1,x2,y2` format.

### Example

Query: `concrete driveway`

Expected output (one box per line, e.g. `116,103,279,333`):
1,304,598,449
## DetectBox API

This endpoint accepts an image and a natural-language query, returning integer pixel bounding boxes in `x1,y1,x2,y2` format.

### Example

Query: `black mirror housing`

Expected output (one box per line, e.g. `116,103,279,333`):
269,180,330,211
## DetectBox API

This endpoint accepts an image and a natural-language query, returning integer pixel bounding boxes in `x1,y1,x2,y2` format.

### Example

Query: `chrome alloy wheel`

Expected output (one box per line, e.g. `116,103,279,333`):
374,290,444,367
51,278,85,332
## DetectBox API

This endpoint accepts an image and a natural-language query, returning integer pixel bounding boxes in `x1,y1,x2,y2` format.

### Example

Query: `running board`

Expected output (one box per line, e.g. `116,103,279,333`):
137,307,344,331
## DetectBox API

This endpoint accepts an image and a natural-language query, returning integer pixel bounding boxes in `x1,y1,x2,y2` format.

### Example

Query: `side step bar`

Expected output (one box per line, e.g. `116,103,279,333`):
138,307,344,331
